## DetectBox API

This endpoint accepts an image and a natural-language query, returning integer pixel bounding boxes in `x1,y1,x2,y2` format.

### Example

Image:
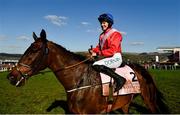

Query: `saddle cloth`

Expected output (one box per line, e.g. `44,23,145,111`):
100,65,141,96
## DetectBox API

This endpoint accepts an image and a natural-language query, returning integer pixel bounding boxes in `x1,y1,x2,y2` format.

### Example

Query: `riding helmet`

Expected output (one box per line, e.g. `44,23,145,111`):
98,13,114,26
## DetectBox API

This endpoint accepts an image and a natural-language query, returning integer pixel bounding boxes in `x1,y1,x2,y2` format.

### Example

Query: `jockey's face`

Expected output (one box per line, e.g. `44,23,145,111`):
101,21,109,31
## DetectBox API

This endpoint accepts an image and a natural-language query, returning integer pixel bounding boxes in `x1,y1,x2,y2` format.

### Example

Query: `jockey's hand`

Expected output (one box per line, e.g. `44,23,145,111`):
88,45,93,54
88,49,93,54
91,52,97,57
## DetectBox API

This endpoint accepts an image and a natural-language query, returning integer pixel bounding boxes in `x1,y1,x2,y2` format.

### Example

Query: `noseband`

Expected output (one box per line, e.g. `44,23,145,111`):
14,43,49,86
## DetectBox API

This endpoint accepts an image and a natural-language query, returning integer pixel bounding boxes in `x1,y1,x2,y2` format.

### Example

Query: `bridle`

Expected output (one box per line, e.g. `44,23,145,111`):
14,42,49,86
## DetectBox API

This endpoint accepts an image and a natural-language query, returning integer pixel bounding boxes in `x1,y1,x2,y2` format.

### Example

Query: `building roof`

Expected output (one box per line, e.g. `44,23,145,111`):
157,47,180,53
157,47,180,50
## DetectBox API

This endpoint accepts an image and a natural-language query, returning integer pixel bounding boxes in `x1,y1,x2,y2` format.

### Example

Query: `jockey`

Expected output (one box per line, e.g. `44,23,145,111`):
89,13,126,92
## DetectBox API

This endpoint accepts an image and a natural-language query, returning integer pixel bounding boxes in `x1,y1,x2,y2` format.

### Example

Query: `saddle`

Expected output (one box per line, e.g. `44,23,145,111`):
100,64,141,96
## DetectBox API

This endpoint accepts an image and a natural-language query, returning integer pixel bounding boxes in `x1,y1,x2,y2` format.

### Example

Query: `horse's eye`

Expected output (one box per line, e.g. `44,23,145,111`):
31,43,41,52
28,57,31,61
32,46,38,51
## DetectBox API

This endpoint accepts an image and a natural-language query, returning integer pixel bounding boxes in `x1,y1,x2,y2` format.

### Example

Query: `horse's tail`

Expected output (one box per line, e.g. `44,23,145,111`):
129,63,170,113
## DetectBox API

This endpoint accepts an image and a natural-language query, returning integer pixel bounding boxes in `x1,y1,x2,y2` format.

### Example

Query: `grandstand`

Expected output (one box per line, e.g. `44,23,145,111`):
0,59,18,72
157,47,180,62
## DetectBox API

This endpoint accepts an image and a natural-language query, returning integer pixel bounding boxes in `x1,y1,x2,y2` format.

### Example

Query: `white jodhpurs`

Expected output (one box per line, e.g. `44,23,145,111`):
93,53,122,68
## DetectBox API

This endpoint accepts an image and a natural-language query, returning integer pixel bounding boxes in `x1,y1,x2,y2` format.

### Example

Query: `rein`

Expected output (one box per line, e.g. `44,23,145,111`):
62,57,92,70
54,56,93,73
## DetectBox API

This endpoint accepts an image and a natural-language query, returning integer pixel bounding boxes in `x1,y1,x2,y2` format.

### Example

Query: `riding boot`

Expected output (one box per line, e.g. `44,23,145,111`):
92,65,126,92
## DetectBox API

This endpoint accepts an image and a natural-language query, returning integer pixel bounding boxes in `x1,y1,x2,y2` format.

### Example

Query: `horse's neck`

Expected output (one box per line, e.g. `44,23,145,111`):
47,42,89,90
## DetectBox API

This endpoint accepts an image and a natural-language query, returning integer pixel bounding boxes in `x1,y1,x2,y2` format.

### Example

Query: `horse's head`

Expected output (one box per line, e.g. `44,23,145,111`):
7,29,49,87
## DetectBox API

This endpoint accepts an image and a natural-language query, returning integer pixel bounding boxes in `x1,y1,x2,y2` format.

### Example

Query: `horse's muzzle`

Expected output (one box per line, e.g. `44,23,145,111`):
7,72,25,87
7,74,17,86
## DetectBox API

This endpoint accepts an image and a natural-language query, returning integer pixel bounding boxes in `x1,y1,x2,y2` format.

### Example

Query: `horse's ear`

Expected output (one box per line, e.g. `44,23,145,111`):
40,29,47,40
33,32,38,41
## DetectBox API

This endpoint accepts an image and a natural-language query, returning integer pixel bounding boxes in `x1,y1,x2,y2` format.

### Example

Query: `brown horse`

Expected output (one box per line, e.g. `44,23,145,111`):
7,29,169,114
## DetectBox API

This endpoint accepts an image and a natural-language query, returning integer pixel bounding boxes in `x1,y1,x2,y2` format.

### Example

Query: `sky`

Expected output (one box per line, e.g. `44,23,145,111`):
0,0,179,54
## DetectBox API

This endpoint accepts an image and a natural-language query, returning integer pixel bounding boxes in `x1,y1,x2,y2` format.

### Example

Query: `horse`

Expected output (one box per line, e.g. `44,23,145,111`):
7,29,169,114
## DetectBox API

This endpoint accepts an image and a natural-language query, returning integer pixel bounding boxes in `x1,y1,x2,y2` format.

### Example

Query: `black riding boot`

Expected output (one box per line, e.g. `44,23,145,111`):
92,65,126,92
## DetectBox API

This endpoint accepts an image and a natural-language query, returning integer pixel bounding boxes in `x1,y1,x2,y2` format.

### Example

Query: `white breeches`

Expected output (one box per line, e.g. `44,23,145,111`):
93,53,122,68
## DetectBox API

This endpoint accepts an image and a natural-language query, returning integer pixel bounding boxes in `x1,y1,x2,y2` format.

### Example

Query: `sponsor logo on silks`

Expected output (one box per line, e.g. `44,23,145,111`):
104,58,120,66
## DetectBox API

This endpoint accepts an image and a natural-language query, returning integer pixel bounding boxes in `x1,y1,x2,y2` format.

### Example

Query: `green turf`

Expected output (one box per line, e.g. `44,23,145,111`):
149,69,180,114
0,69,179,113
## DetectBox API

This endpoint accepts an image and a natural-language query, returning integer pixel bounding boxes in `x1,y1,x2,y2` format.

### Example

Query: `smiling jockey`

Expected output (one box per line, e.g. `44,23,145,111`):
90,13,126,92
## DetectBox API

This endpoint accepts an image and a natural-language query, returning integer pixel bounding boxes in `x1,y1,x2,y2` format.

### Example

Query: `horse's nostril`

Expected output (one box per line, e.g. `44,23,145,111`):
8,75,15,81
10,76,14,80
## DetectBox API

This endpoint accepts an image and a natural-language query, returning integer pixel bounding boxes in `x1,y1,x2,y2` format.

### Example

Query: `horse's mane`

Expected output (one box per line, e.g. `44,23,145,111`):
49,41,89,61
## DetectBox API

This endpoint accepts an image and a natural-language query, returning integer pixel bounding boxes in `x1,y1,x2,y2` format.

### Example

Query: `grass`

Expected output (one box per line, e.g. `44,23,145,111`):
0,69,180,114
0,71,66,114
149,69,180,114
